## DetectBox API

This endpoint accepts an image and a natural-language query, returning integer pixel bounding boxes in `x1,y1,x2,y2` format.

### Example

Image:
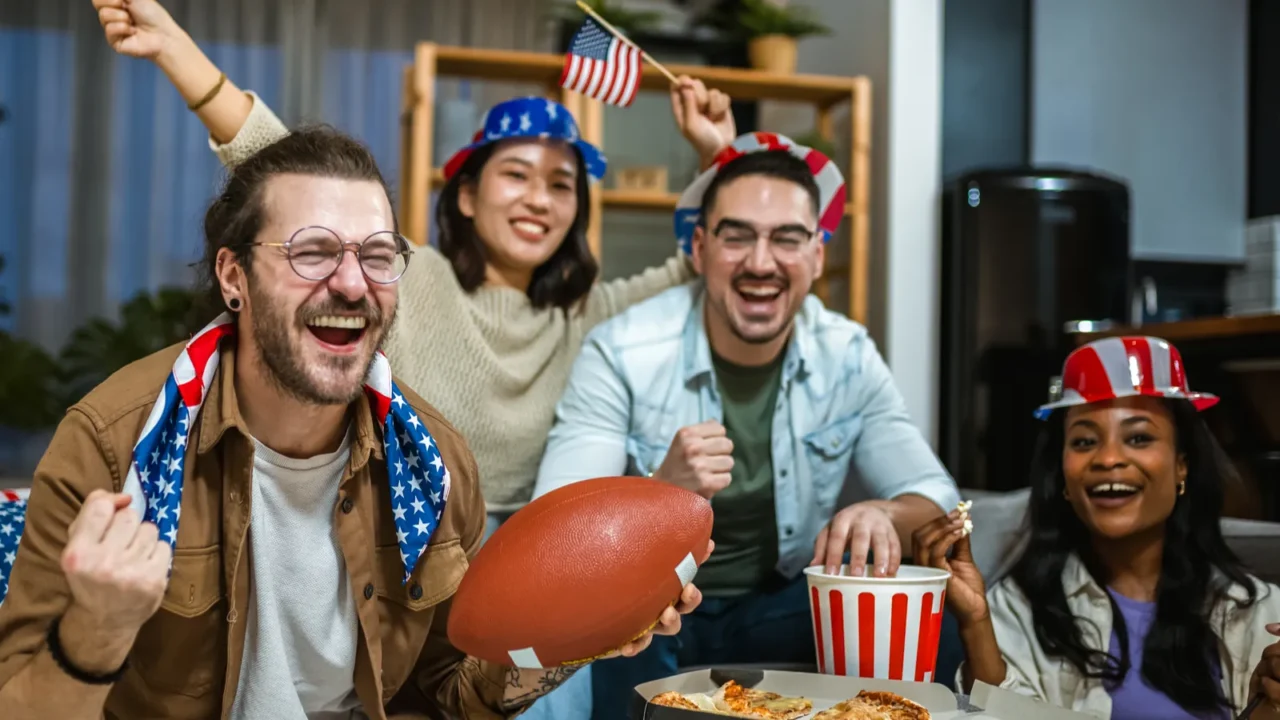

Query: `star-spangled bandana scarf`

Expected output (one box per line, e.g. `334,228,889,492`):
0,491,26,605
120,312,450,583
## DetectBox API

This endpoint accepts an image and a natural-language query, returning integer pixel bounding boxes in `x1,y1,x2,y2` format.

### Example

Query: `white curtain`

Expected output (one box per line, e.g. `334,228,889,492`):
0,0,553,476
0,0,557,353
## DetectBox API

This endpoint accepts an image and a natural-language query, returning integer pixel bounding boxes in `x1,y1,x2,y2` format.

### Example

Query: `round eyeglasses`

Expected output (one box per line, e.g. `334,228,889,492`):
245,226,414,284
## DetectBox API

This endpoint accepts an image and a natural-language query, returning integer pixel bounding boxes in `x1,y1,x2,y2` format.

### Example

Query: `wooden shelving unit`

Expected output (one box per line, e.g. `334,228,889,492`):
401,43,872,322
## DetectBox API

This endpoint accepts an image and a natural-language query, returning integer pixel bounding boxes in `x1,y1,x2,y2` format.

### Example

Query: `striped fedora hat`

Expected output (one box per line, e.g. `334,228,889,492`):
1034,336,1219,420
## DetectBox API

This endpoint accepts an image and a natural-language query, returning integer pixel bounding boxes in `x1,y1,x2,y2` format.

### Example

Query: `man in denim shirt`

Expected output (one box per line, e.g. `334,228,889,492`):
533,134,961,718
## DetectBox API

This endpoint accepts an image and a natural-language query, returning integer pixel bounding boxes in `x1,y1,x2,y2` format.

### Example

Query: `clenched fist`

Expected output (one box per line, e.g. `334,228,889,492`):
61,490,171,634
92,0,183,60
670,75,736,169
654,421,734,499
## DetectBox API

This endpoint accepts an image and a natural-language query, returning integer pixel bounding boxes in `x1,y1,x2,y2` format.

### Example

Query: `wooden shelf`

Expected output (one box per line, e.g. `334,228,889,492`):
433,45,861,108
1075,313,1280,344
430,168,860,215
403,42,872,322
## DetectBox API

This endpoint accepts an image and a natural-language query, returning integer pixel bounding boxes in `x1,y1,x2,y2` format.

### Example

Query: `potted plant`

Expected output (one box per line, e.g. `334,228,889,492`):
58,287,202,408
698,0,831,75
0,255,62,477
551,0,663,37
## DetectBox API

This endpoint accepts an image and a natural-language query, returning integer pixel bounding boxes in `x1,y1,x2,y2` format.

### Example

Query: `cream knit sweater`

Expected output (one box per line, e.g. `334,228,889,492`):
212,94,695,510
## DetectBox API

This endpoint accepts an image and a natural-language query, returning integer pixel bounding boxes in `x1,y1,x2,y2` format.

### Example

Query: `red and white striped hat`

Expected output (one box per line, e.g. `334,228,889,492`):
1034,336,1218,420
674,132,846,255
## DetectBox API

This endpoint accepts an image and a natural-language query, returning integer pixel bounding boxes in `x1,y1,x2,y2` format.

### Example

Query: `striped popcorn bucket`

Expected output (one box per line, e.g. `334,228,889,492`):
803,565,950,682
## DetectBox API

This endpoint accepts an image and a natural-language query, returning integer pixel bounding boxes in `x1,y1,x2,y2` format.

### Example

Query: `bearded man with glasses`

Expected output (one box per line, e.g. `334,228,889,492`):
533,134,962,719
0,126,699,718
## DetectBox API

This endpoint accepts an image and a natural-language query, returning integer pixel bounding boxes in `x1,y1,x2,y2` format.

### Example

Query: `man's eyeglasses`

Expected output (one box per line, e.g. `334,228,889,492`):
712,222,819,261
245,226,414,284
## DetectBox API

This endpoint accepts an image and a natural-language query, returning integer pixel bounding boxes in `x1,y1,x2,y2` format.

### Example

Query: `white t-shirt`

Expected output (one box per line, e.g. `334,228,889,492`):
230,431,366,719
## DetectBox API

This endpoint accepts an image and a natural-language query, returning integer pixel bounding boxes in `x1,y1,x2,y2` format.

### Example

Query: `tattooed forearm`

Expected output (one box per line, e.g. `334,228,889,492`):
501,664,583,708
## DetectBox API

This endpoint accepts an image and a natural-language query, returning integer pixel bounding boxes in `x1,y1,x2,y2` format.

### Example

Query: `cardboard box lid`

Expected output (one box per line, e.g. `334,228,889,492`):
968,681,1096,719
631,667,961,719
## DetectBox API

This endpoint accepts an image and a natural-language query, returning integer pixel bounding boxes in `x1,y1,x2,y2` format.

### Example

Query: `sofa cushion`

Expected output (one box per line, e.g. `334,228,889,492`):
963,489,1280,586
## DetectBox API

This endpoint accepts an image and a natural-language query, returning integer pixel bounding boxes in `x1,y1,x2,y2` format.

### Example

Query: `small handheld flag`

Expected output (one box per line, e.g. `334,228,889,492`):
560,16,643,107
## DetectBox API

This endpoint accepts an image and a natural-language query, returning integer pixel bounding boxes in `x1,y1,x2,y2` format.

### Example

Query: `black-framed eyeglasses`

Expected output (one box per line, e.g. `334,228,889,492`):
712,221,819,261
244,226,414,284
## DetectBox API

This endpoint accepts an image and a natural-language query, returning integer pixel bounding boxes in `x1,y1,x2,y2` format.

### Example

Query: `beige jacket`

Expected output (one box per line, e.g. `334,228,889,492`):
961,554,1280,718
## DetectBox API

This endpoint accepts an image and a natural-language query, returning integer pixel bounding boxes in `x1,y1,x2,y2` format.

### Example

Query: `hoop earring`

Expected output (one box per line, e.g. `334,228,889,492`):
227,297,242,312
1177,481,1186,496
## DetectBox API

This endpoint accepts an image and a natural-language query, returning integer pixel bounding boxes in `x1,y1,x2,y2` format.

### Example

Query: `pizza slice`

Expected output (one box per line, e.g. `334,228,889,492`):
813,691,931,720
716,680,813,719
648,681,813,719
811,697,893,720
651,689,739,715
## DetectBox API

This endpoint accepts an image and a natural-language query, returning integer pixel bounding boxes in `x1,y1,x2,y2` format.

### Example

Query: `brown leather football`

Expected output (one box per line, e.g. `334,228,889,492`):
446,476,714,669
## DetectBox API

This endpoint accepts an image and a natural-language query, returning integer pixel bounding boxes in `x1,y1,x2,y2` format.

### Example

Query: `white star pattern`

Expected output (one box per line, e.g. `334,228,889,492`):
377,380,453,583
519,112,532,131
545,100,557,119
0,325,456,612
500,113,512,131
0,501,28,607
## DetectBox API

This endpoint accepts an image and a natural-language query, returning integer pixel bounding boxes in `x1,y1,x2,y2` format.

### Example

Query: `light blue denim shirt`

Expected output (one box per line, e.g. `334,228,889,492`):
533,281,961,579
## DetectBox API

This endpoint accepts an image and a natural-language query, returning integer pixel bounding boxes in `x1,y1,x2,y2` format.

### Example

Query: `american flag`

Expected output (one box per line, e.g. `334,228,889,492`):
0,495,25,606
0,313,451,607
112,314,450,583
560,16,642,107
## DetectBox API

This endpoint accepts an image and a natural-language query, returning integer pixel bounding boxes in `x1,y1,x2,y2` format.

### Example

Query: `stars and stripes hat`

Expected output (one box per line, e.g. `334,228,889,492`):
117,312,451,583
1034,336,1219,420
674,132,847,255
441,96,606,183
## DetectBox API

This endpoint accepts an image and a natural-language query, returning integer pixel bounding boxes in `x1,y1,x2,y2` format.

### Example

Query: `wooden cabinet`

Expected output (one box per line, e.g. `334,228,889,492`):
399,43,872,322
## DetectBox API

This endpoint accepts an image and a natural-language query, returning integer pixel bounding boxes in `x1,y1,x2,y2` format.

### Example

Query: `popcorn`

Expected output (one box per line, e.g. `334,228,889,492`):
957,499,974,537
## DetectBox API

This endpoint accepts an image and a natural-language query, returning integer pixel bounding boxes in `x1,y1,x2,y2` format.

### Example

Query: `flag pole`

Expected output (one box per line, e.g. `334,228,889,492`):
575,0,680,85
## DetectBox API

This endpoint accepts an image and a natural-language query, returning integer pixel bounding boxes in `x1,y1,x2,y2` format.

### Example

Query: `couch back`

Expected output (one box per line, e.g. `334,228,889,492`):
966,488,1280,586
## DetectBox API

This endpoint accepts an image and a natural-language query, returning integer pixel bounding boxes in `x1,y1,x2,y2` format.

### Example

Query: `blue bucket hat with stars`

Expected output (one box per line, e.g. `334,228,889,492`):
441,96,607,182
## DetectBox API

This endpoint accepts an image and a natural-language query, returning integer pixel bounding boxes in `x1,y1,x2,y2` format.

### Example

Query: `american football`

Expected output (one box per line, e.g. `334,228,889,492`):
447,476,714,668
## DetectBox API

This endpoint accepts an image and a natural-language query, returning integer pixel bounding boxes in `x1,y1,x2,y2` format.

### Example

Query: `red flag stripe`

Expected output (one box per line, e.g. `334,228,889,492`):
889,592,907,680
811,586,826,674
926,590,946,680
857,591,875,677
830,589,847,675
1123,336,1156,393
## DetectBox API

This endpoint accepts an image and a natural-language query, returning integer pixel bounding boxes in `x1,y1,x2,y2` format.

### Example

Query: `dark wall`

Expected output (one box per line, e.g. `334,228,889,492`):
1250,0,1280,218
941,0,1031,181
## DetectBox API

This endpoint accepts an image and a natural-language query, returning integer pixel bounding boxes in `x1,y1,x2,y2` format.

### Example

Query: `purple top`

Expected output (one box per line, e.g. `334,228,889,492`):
1105,588,1228,720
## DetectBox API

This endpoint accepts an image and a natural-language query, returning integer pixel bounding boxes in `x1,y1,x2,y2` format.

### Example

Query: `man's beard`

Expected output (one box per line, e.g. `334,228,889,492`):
719,271,794,345
248,283,394,406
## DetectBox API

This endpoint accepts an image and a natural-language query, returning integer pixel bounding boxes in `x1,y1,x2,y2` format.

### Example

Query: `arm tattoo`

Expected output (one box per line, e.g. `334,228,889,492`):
501,664,583,709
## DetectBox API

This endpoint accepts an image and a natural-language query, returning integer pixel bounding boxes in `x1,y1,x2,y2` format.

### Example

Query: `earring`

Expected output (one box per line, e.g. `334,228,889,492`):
1178,481,1186,496
227,297,242,311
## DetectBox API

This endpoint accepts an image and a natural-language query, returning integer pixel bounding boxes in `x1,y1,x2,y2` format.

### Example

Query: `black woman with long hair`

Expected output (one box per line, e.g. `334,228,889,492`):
914,336,1280,719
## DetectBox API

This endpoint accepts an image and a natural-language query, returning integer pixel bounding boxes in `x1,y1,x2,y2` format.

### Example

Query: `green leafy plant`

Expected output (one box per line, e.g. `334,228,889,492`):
0,254,62,430
58,287,201,409
551,0,663,36
697,0,831,39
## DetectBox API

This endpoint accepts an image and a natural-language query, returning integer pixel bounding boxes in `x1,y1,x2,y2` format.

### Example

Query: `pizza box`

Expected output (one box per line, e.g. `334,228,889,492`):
630,667,969,719
963,680,1095,719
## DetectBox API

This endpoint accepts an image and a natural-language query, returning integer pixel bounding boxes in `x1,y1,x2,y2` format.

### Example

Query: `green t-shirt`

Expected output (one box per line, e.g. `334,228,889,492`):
694,350,785,597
